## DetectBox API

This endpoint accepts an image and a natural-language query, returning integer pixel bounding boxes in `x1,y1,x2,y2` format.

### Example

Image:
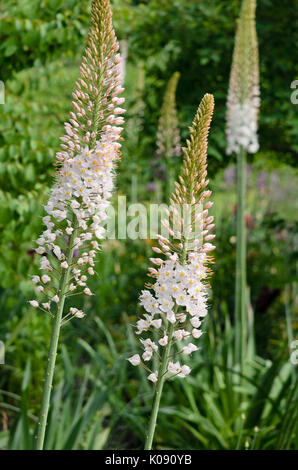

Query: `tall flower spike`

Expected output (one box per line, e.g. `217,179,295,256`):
33,0,124,450
32,0,124,322
226,0,260,155
128,94,215,450
156,72,181,159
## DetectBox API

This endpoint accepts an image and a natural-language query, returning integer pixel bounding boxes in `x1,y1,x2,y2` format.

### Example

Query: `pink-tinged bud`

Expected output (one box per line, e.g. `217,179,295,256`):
202,190,212,199
149,258,164,266
148,267,158,275
204,201,213,209
206,223,215,231
72,101,80,112
157,235,170,244
112,97,125,105
114,117,124,125
205,216,214,225
80,79,88,89
201,243,215,252
152,247,162,254
202,209,208,217
160,244,170,251
114,107,126,115
205,234,216,241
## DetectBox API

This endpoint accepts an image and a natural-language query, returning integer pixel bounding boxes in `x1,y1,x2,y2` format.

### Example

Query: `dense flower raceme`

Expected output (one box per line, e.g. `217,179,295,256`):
129,94,215,382
129,252,210,383
226,0,260,155
29,0,125,321
30,130,122,318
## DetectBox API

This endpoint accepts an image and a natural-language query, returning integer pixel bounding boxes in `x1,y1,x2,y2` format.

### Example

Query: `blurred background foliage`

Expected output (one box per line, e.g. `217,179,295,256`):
0,0,297,449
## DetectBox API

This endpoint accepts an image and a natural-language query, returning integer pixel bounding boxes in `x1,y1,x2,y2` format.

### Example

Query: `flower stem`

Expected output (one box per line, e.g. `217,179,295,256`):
144,322,175,450
235,145,247,374
36,218,78,450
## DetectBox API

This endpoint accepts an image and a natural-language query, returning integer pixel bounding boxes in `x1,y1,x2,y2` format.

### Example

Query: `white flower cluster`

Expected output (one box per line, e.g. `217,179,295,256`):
30,125,122,318
128,252,209,382
226,100,259,155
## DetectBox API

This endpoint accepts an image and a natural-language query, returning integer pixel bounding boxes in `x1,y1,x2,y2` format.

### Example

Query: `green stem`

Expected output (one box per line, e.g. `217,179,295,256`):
235,146,247,374
36,218,78,450
144,322,174,450
144,222,189,450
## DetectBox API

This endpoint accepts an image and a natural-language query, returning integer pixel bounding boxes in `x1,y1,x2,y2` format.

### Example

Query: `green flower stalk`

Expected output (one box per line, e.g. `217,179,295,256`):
156,72,181,160
226,0,260,370
129,94,215,450
30,0,125,449
153,72,181,198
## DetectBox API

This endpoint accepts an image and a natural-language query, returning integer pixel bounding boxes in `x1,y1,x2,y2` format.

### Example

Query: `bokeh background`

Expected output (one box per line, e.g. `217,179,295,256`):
0,0,297,449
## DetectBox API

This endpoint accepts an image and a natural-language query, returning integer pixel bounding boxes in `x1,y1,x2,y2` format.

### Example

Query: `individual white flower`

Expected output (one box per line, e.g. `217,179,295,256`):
41,275,51,284
142,350,152,361
84,287,92,296
190,317,201,328
173,329,188,341
192,328,202,339
36,286,44,293
148,372,158,383
32,276,40,284
159,298,174,313
176,313,187,323
74,310,85,319
166,311,176,324
151,319,162,329
61,261,68,269
182,343,198,355
159,335,168,346
168,361,180,374
52,295,59,303
141,338,158,352
29,300,39,308
128,354,141,366
180,365,191,377
42,302,50,310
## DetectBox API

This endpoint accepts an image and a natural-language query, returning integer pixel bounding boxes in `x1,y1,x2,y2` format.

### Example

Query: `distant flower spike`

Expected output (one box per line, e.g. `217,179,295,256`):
226,0,260,154
156,72,181,159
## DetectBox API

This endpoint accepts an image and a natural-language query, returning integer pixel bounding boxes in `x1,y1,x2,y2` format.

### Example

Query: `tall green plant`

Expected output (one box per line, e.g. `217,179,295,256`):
129,93,215,449
29,0,125,449
226,0,260,372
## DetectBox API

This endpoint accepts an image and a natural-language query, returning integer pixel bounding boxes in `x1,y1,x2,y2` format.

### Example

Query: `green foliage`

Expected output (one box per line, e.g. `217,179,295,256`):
0,0,88,80
0,0,297,451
